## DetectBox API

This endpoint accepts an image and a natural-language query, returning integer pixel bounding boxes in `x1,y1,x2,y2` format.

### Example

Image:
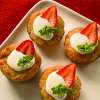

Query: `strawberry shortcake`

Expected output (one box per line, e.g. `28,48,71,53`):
39,64,81,100
0,40,41,81
64,22,100,64
27,6,64,48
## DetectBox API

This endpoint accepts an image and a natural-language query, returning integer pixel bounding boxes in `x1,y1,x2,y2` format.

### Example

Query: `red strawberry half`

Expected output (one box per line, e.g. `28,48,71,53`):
57,64,76,87
16,40,35,55
80,22,98,44
41,6,57,27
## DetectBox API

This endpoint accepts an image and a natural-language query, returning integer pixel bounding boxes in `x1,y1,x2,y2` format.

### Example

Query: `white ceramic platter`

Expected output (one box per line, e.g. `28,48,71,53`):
0,0,100,100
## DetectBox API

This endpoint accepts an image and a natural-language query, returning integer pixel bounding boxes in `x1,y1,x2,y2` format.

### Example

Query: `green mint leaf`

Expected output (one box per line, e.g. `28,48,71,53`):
17,55,33,68
51,84,77,97
77,43,97,53
54,27,60,33
39,26,60,36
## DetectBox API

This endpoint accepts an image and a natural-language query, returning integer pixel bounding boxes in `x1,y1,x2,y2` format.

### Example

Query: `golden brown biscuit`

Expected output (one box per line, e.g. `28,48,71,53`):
64,28,100,64
0,44,41,81
39,66,81,100
27,11,64,48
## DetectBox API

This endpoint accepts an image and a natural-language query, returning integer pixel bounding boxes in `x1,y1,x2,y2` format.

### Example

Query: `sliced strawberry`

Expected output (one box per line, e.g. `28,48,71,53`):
80,22,98,44
57,64,76,87
41,6,57,27
16,40,35,55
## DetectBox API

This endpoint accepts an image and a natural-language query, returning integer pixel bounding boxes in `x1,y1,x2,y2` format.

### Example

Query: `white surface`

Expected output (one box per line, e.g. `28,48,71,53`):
0,0,100,100
46,71,67,100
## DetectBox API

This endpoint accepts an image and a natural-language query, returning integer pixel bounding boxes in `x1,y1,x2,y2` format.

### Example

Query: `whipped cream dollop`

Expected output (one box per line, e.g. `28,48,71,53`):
46,71,67,100
70,32,90,54
7,50,35,71
33,16,54,40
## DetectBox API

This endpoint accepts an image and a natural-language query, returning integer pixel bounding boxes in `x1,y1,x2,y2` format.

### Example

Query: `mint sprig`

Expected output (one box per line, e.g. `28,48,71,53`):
51,84,77,97
77,43,97,53
17,56,33,68
39,26,60,36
